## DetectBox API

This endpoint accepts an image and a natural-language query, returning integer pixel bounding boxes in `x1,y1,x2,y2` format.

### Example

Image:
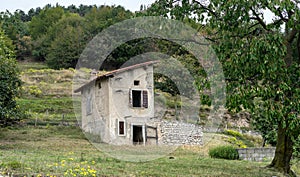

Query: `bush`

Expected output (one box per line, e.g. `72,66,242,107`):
226,137,247,148
224,129,243,138
209,146,239,160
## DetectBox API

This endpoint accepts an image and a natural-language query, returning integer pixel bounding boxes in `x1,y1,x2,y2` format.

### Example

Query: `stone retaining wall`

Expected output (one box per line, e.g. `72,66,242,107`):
160,121,203,145
236,147,275,161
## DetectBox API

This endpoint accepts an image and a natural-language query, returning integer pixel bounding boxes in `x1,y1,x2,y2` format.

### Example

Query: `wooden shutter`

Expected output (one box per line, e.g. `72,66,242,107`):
129,88,132,106
142,90,148,108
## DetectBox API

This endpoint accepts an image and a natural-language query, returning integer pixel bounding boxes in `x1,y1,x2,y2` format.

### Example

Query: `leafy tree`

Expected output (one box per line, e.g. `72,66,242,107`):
29,5,132,65
14,9,31,22
29,6,65,40
27,7,42,21
29,6,65,60
46,14,86,69
0,28,23,126
149,0,300,175
0,10,31,59
77,4,95,16
84,5,132,39
65,4,94,16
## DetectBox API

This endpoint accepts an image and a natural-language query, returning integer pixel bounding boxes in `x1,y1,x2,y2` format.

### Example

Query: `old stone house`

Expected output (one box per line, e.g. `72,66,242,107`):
75,61,203,146
75,61,158,145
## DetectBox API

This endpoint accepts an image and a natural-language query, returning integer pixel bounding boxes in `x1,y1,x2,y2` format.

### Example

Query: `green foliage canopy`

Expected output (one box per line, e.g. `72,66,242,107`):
45,14,86,69
0,28,23,126
148,0,300,174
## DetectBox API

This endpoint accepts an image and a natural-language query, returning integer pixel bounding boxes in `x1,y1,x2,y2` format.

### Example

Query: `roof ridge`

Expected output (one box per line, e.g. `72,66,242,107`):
74,60,158,93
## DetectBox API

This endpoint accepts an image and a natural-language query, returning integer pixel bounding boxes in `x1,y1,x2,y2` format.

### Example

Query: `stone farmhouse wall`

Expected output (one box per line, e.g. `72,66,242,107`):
160,121,203,145
236,147,275,161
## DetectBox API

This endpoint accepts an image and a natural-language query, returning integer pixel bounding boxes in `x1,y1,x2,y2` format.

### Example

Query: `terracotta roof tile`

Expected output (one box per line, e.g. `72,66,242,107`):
74,61,158,93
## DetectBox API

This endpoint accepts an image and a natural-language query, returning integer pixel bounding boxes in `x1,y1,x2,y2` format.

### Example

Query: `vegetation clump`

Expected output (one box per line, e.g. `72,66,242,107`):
224,129,243,138
209,145,239,160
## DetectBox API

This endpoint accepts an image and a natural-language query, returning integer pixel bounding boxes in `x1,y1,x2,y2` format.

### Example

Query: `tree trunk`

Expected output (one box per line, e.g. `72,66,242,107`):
269,122,294,176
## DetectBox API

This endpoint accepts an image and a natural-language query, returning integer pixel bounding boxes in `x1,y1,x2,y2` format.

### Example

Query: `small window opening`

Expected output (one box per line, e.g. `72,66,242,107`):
98,82,101,89
134,80,140,86
119,121,125,135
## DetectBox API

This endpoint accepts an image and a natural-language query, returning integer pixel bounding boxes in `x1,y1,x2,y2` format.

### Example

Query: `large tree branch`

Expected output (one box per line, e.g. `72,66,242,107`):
275,7,289,22
192,0,219,19
250,7,268,31
249,22,260,29
269,19,284,28
288,10,294,19
254,5,287,29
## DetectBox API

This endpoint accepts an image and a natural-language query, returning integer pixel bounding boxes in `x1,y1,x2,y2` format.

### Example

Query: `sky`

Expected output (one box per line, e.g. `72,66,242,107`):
0,0,156,13
0,1,276,25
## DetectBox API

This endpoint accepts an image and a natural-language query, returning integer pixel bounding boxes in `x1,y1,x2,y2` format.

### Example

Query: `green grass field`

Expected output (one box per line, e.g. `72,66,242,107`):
0,126,285,177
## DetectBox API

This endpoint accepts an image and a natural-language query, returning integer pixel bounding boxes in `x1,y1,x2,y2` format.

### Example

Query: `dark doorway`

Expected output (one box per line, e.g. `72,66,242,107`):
133,125,143,144
132,90,141,107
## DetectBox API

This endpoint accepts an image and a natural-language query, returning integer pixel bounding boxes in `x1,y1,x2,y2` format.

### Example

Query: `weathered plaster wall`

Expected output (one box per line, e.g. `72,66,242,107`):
81,78,111,143
108,66,154,145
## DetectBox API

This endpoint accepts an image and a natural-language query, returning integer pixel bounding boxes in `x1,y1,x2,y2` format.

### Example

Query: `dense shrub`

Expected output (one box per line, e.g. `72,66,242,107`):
209,146,239,160
224,129,243,138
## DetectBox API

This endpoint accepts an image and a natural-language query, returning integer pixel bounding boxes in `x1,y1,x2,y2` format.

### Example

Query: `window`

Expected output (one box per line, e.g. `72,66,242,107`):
119,121,125,135
134,80,140,86
132,90,141,107
129,89,148,108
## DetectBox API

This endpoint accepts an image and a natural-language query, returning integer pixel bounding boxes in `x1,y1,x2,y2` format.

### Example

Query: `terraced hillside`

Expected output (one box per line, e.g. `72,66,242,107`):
17,62,81,125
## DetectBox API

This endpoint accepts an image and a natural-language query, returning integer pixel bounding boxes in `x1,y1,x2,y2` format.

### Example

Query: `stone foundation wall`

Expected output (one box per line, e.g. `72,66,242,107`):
160,121,203,145
236,147,275,161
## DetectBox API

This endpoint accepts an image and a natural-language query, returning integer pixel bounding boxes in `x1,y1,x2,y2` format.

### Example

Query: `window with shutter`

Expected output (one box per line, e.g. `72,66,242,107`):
130,89,148,108
142,90,148,108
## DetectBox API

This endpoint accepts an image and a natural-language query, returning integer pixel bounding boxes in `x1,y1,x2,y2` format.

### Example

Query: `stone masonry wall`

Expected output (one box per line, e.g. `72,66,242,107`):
160,121,203,145
236,147,275,161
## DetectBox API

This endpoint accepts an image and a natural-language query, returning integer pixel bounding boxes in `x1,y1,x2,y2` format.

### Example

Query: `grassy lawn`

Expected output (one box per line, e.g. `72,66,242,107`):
0,126,284,177
17,97,78,125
